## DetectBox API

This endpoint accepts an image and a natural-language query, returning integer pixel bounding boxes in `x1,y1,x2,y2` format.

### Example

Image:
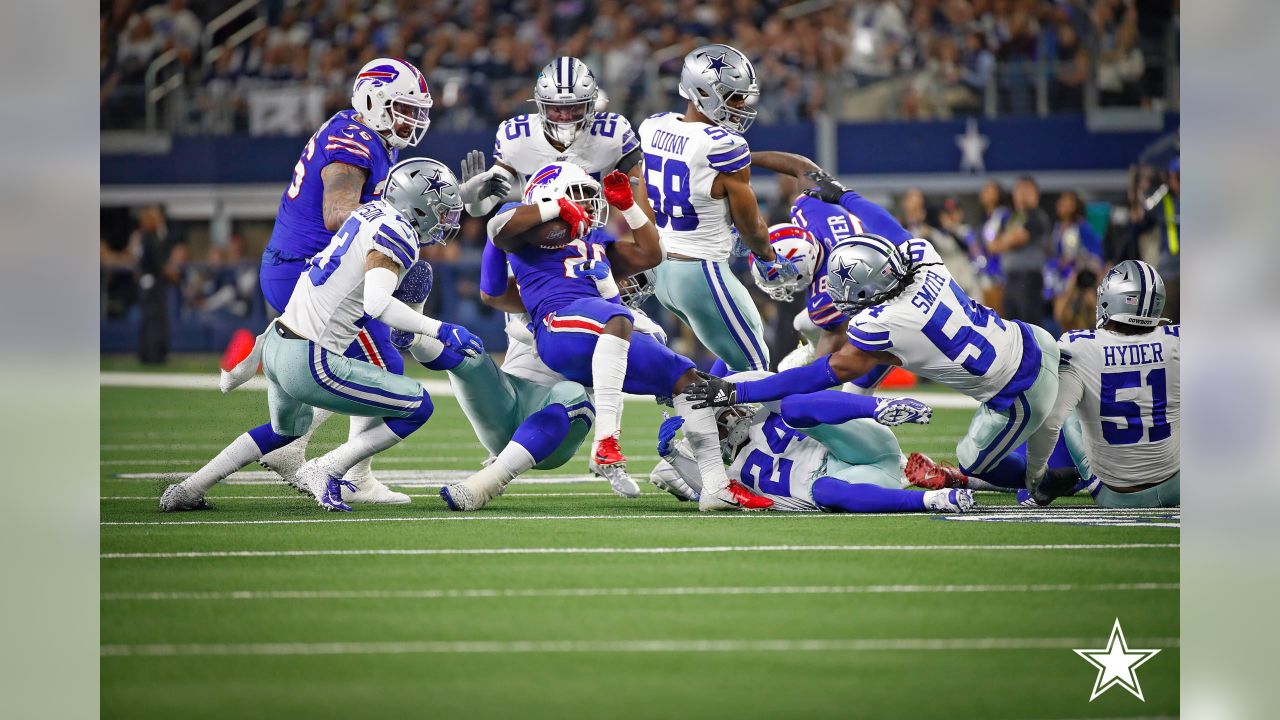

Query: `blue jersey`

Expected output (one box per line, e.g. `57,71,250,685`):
486,203,621,323
267,110,398,260
791,193,912,331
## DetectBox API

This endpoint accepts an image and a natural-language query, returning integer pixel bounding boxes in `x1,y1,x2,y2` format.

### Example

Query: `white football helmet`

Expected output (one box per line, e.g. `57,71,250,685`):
532,56,599,147
1096,259,1169,328
750,223,821,302
618,269,657,308
522,162,608,230
351,58,433,149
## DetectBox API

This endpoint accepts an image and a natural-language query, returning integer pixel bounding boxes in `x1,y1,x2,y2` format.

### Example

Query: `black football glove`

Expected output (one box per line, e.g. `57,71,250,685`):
802,169,849,204
684,371,738,409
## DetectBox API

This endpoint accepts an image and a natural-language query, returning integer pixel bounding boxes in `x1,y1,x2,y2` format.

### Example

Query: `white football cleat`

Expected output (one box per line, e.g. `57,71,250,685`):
341,473,411,504
296,459,353,512
923,488,975,513
698,481,774,512
590,436,641,498
159,483,210,512
648,459,698,502
259,442,308,495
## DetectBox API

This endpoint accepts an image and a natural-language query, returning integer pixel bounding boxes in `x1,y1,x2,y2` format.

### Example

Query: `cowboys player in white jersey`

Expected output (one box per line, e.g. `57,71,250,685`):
455,55,655,227
688,233,1061,492
1024,260,1180,507
654,375,967,513
638,44,798,373
161,159,483,513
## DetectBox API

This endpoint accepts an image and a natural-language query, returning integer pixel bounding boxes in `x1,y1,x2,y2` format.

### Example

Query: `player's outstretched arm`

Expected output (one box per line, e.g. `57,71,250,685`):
686,343,891,408
1024,360,1086,486
320,162,370,231
601,171,662,276
458,150,517,217
750,151,821,181
779,391,931,429
814,323,850,359
362,251,483,356
718,167,772,259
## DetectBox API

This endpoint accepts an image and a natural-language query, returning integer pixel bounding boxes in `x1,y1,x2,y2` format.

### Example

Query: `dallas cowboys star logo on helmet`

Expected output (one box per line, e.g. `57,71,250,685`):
832,257,860,285
421,170,448,200
703,52,732,80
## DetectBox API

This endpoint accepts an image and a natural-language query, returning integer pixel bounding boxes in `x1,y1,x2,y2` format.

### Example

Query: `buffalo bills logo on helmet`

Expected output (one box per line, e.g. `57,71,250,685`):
524,164,564,201
356,64,401,89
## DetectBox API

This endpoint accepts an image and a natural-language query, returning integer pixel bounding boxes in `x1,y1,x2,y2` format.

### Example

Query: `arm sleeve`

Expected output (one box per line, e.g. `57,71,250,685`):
845,317,893,353
735,355,840,404
706,136,751,174
364,266,443,337
779,390,880,429
664,439,704,495
1025,357,1085,482
838,191,912,243
480,240,510,297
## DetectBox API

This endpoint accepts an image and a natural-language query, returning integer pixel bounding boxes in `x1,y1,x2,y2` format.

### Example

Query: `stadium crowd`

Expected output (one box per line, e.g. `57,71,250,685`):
102,0,1177,132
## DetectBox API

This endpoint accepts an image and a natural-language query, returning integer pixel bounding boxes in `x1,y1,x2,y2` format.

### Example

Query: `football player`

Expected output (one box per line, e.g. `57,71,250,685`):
653,380,965,513
637,44,799,373
456,56,653,223
465,163,772,512
257,57,434,504
162,159,483,513
1024,260,1180,507
688,232,1062,492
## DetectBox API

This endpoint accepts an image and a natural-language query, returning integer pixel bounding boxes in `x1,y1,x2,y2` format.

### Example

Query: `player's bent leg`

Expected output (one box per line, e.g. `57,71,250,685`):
338,320,407,501
655,259,770,372
161,422,300,511
442,403,572,512
803,419,904,484
530,381,594,470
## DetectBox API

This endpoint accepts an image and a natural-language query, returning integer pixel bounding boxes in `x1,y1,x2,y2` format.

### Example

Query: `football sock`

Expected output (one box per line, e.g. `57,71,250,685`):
319,420,403,477
811,477,925,513
779,390,878,428
966,453,1026,489
673,393,729,495
247,423,299,455
186,427,290,494
511,405,570,465
344,415,379,479
591,334,630,442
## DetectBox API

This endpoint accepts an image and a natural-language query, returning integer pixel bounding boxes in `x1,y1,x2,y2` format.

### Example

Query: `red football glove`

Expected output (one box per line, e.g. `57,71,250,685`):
601,170,635,211
557,197,591,240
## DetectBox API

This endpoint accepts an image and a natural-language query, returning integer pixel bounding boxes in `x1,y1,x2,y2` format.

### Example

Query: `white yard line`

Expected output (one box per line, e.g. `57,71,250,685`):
101,582,1179,602
102,513,921,527
101,371,981,409
100,635,1179,657
111,472,603,485
102,455,667,466
101,543,1178,560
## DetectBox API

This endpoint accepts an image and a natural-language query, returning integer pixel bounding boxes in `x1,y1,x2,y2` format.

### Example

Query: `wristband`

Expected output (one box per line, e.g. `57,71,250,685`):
420,315,443,337
621,203,649,230
537,197,560,223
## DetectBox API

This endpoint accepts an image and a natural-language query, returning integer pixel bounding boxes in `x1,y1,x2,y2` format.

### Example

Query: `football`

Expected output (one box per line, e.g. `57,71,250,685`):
528,217,573,248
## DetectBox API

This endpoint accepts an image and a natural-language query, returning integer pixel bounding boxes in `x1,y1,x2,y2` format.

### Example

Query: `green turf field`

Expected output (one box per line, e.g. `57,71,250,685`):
100,380,1179,719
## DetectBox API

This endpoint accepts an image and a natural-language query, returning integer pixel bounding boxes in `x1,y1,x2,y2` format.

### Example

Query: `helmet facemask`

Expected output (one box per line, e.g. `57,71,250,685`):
386,95,432,149
416,202,462,246
618,270,657,308
716,405,759,463
536,98,594,147
565,180,608,230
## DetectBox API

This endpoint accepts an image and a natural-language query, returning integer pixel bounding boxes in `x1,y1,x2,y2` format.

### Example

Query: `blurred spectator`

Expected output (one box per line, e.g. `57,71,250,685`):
1053,266,1099,331
989,176,1052,324
144,0,202,54
184,234,258,317
1129,156,1179,321
966,180,1011,313
847,0,910,85
1045,189,1104,301
1050,21,1089,112
1097,17,1146,106
132,206,186,364
900,188,979,297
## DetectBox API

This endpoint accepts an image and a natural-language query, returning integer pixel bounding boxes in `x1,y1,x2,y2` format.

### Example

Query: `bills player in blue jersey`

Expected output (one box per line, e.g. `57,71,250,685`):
256,57,433,503
473,162,773,511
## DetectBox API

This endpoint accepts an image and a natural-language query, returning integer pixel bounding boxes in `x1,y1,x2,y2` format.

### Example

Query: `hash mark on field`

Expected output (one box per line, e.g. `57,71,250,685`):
101,582,1179,602
101,543,1178,559
101,635,1178,658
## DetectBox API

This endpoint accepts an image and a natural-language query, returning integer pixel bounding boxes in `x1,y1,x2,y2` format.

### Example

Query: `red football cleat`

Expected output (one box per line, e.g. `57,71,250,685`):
726,480,774,510
905,452,969,490
593,435,627,466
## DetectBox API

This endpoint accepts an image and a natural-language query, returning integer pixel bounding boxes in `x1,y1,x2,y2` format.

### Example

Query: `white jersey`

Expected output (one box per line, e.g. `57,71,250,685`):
637,112,751,261
281,200,418,354
1057,325,1181,487
727,408,829,512
846,239,1034,405
502,330,569,387
494,112,639,185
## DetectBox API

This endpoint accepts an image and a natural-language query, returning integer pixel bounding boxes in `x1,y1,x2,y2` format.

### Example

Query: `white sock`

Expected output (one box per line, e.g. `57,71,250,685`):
466,442,536,495
673,394,729,495
318,419,401,477
344,415,379,479
591,334,630,443
183,433,261,494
